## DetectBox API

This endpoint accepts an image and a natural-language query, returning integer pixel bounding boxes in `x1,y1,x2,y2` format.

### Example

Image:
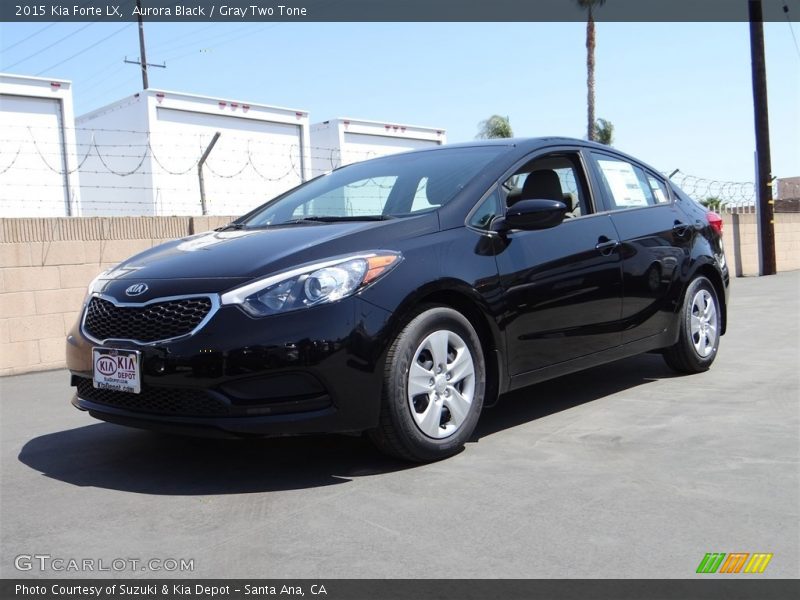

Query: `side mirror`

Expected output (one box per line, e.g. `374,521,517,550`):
492,199,568,232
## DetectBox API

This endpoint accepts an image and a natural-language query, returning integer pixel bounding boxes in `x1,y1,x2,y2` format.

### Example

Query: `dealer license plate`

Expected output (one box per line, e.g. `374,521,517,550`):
92,347,141,394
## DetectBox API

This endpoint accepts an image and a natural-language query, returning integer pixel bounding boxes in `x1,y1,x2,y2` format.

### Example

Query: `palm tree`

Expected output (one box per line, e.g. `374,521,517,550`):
701,196,723,212
577,0,606,141
476,115,513,139
594,118,614,145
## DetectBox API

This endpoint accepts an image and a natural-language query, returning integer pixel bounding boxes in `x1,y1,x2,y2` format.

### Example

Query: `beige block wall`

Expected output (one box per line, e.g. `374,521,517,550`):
0,216,235,376
0,213,797,376
722,213,800,276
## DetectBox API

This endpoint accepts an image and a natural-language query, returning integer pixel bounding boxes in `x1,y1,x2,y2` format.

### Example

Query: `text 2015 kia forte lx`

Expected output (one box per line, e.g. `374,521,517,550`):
67,138,729,461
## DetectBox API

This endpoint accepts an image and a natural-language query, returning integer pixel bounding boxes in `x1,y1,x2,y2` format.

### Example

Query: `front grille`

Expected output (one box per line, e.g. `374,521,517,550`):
76,378,229,417
84,296,213,343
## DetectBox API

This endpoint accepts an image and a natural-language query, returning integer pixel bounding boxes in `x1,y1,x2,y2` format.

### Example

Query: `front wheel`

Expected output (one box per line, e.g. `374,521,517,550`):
369,306,485,462
663,276,721,373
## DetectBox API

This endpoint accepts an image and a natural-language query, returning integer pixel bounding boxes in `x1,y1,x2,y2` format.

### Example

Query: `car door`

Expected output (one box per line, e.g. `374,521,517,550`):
492,149,624,376
587,150,691,344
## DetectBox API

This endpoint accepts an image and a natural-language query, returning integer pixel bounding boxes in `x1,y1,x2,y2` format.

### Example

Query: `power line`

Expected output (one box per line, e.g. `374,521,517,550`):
162,24,278,64
35,24,134,76
81,71,139,100
779,1,800,60
1,22,96,70
79,58,127,86
81,73,142,107
147,23,218,53
159,24,270,62
0,0,96,54
1,22,60,54
157,0,343,66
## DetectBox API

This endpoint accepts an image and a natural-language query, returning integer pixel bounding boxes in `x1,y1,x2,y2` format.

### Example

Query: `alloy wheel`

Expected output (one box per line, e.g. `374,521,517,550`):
407,329,476,439
690,288,718,358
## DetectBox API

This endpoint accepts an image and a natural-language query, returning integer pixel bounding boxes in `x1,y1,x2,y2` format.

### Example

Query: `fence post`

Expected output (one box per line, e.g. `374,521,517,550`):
198,132,221,216
731,212,743,278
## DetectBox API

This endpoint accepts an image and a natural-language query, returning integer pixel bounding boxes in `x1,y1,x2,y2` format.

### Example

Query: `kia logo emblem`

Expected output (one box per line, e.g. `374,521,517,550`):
125,283,149,297
96,356,117,376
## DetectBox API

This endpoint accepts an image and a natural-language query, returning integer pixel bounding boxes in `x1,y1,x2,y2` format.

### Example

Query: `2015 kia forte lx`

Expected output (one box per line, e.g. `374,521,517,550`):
67,138,729,461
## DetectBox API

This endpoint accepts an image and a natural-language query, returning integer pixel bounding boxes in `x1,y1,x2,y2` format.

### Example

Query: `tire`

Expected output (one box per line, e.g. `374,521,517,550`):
369,306,486,462
663,276,721,373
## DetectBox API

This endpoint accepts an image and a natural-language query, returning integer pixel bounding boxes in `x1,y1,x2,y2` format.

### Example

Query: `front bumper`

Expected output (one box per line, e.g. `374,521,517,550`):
67,296,393,437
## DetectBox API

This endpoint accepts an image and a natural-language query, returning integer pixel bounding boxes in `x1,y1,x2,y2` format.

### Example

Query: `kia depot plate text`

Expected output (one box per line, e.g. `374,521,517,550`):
92,348,141,394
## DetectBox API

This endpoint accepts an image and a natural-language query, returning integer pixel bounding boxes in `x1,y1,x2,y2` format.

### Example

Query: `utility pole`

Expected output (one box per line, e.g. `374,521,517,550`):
136,0,149,89
749,0,776,275
125,0,166,89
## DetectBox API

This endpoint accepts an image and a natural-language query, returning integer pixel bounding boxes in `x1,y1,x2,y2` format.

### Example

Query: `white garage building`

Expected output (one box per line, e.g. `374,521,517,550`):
0,73,81,217
310,118,446,177
76,89,312,216
1,79,449,218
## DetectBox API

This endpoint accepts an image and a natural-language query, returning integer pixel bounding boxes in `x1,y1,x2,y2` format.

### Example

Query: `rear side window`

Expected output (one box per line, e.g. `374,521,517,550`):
646,173,670,204
592,154,670,210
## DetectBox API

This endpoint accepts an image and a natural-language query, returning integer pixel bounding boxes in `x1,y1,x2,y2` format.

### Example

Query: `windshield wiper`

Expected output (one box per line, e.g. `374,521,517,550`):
215,222,246,231
287,215,395,223
240,215,397,229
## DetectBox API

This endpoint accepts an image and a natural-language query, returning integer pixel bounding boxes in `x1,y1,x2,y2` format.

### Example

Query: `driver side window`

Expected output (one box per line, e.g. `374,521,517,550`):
503,152,591,219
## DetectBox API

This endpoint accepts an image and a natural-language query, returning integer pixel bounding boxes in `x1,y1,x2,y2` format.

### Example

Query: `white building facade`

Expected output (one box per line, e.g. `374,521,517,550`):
310,118,446,177
0,73,82,217
76,89,312,216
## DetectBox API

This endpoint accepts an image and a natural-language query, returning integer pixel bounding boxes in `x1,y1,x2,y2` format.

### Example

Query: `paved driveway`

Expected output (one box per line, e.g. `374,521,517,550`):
1,271,798,579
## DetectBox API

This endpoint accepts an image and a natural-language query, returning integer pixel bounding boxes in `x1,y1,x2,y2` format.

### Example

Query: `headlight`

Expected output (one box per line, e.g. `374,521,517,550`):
221,252,402,317
83,269,112,303
85,265,140,298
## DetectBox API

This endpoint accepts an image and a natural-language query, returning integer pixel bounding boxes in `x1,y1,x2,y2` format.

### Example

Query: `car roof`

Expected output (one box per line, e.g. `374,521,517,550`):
415,137,601,150
406,137,663,175
333,136,665,194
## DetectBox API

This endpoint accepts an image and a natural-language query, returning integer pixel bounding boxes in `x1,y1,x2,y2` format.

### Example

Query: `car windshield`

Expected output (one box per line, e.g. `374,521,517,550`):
239,146,506,227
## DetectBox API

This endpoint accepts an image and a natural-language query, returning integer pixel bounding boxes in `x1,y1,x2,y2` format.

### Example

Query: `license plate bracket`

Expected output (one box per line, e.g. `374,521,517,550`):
92,347,141,394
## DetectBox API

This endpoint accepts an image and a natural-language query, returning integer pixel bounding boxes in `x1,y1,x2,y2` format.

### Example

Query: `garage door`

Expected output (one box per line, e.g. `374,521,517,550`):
342,132,440,166
151,107,305,215
0,94,69,216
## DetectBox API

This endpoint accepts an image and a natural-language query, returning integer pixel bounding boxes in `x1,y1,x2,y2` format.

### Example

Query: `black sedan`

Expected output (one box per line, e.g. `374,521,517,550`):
67,138,729,461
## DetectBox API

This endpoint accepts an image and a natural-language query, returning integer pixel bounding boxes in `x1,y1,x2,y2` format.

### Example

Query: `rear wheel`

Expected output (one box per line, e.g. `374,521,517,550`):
663,276,721,373
369,306,485,462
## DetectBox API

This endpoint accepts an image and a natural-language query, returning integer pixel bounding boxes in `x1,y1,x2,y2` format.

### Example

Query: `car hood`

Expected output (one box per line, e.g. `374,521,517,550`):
96,215,438,298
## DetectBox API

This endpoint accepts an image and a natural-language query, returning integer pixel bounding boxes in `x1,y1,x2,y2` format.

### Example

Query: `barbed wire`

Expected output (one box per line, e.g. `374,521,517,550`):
2,124,797,217
669,171,758,206
0,128,379,183
1,147,356,164
244,139,303,182
2,122,438,154
0,145,22,175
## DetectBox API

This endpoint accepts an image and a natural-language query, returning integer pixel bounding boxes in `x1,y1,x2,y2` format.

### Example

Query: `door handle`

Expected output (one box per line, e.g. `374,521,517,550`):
595,238,620,255
672,221,691,236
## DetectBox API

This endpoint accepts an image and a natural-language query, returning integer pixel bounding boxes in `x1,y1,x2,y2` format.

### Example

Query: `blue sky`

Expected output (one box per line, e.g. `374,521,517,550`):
1,20,798,185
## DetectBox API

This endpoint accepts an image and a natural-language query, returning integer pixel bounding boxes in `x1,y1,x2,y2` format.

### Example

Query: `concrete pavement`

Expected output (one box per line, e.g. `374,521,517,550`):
1,271,798,579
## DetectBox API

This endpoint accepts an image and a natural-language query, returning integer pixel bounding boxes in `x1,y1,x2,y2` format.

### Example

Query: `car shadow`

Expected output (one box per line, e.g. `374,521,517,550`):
18,354,678,495
17,425,409,495
476,353,677,438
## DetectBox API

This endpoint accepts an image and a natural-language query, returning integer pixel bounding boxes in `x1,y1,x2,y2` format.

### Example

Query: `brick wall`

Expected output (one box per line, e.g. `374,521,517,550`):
1,213,798,376
722,213,800,276
0,216,234,376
